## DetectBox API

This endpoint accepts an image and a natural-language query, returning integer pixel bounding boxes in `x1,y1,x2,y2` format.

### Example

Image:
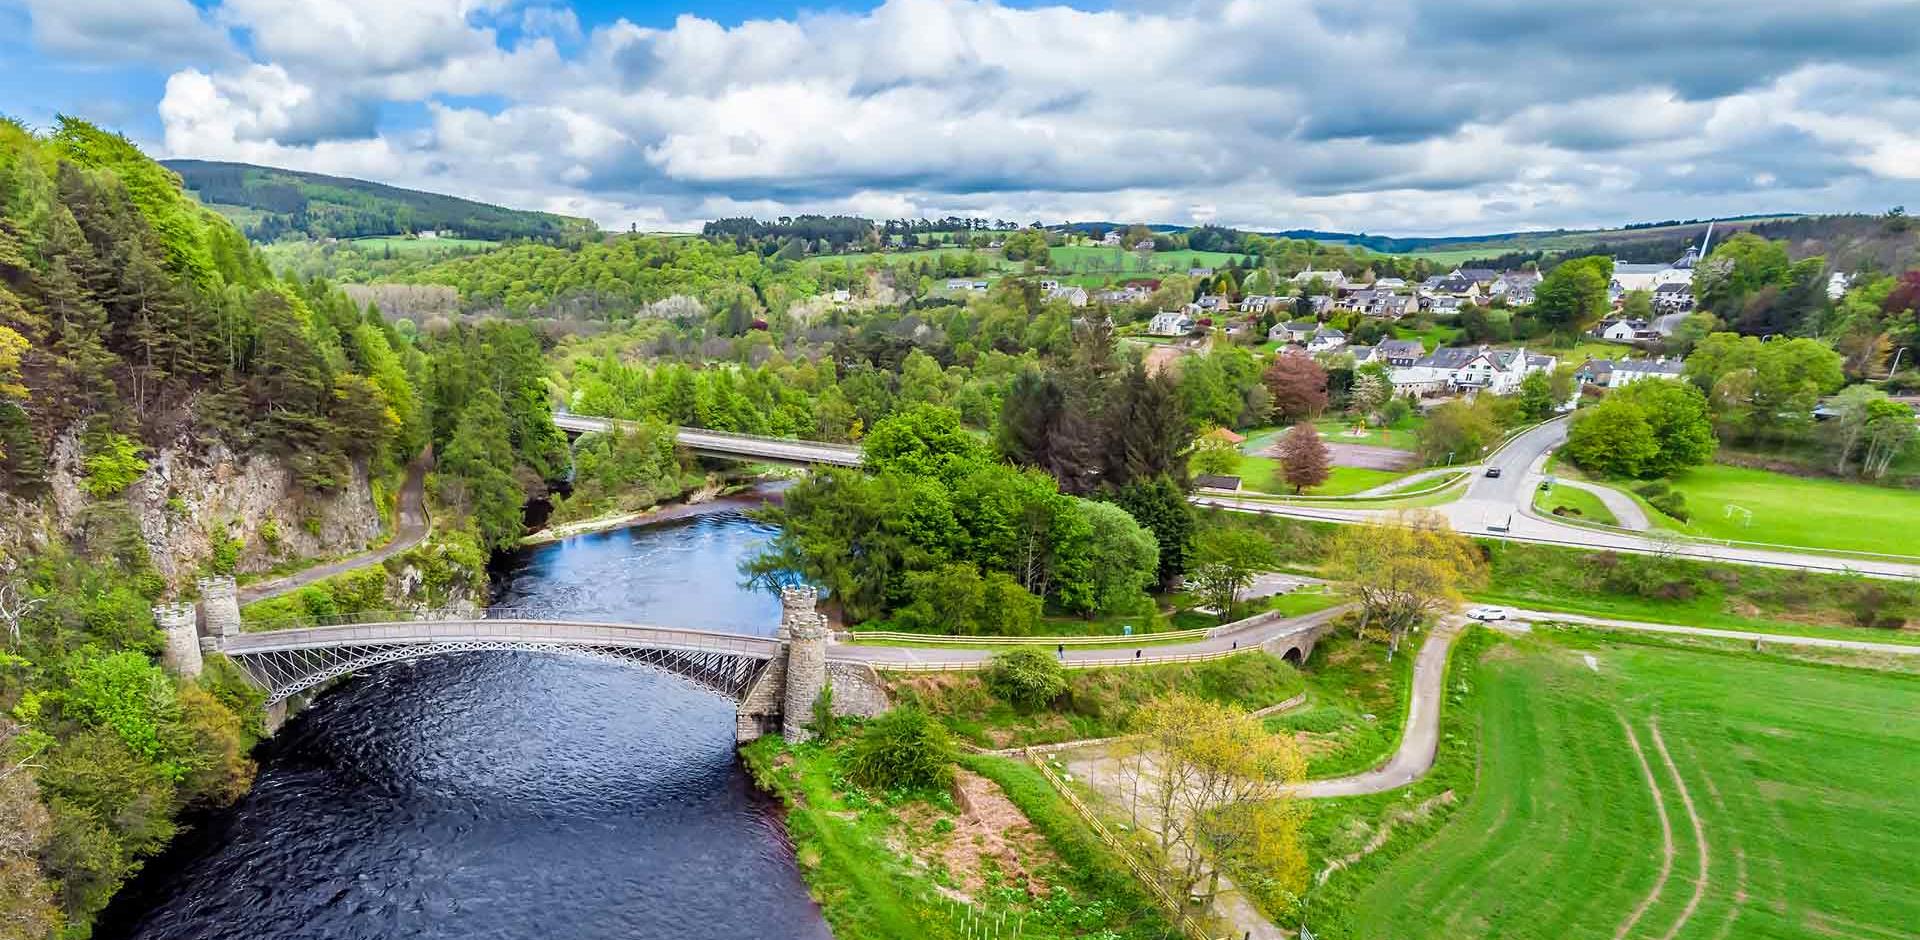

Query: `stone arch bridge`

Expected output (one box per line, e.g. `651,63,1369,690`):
158,580,883,743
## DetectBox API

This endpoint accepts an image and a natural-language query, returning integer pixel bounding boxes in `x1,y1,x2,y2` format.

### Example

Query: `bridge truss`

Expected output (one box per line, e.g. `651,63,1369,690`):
226,637,772,706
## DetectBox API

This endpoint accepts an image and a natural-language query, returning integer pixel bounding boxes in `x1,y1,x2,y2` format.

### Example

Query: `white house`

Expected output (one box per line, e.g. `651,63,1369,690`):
1576,357,1687,389
1390,345,1552,396
1149,311,1195,336
1241,294,1284,314
1597,318,1660,342
1290,269,1347,289
1099,230,1124,247
1307,327,1348,353
1269,320,1318,343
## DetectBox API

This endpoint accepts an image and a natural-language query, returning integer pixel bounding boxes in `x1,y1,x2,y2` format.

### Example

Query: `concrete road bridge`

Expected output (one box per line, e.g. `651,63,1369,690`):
552,412,862,468
159,577,1340,743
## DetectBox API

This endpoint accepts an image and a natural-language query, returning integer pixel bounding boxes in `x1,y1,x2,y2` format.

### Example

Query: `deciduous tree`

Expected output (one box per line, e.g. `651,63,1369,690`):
1275,422,1330,494
1262,354,1328,424
1327,510,1485,655
1186,526,1276,622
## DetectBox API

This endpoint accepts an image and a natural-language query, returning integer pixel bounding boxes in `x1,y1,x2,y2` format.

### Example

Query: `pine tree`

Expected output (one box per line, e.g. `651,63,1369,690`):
436,387,527,551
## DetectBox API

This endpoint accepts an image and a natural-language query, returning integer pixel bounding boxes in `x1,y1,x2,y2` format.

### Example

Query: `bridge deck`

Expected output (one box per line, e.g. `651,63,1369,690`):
219,619,784,659
552,414,863,468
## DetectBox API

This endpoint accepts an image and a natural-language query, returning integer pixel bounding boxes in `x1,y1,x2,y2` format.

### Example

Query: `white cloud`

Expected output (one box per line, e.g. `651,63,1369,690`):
22,0,232,65
116,0,1920,232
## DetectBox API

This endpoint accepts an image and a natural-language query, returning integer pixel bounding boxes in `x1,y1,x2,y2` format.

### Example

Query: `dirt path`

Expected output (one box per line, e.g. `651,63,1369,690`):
1614,714,1676,940
1650,720,1711,940
238,457,429,605
1286,621,1463,798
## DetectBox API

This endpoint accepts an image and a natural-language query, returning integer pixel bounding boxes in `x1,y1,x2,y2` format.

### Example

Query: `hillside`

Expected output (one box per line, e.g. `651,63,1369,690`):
163,159,599,244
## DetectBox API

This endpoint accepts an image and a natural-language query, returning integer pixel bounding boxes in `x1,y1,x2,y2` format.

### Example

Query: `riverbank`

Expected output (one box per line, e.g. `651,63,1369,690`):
518,477,789,546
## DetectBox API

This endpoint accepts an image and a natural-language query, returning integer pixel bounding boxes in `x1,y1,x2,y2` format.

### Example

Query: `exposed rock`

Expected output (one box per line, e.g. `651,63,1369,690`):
34,426,383,589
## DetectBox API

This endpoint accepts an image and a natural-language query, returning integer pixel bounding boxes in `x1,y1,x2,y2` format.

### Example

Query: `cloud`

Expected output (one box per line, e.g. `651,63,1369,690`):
21,0,233,66
101,0,1920,232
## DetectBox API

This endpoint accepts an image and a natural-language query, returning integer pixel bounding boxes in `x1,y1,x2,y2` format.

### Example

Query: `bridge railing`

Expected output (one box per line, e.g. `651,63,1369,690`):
243,606,583,631
224,617,779,657
556,413,863,459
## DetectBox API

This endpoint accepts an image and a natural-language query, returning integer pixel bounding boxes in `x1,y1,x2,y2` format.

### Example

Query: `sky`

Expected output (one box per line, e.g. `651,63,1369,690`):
3,0,1918,235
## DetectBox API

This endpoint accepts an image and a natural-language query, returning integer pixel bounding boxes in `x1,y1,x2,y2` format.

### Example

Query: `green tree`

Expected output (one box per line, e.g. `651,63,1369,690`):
1532,256,1613,339
1187,526,1276,622
845,707,957,792
1563,396,1661,478
434,387,525,551
1514,370,1557,421
1107,478,1194,590
1075,498,1159,616
985,647,1068,711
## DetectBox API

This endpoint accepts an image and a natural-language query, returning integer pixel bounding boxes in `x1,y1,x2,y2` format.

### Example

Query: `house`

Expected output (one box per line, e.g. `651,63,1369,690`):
1270,320,1319,343
1336,289,1382,313
1429,276,1482,300
1290,269,1347,289
1148,311,1195,336
1425,294,1464,314
1377,339,1427,367
830,288,852,304
1194,473,1242,492
1490,271,1541,305
1577,357,1687,389
1098,285,1152,304
1652,282,1694,312
1307,327,1348,353
1611,259,1694,294
1375,294,1419,319
1047,284,1089,307
1453,267,1500,286
1347,345,1378,365
1596,318,1659,342
1189,267,1216,279
1373,277,1408,290
1306,295,1336,317
1241,294,1284,314
1390,345,1551,396
1099,230,1124,247
1133,239,1156,250
1203,427,1247,446
946,278,989,292
1196,293,1230,311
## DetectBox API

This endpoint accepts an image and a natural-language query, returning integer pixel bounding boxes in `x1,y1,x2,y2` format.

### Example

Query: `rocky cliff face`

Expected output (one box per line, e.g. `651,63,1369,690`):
40,428,383,588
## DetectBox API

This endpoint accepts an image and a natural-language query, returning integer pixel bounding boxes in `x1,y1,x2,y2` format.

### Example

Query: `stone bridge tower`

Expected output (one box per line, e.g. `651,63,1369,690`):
779,586,830,742
154,602,202,678
197,575,242,638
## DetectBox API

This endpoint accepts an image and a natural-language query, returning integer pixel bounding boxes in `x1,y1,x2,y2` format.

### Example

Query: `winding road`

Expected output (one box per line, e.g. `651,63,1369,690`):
238,458,430,605
1287,621,1463,798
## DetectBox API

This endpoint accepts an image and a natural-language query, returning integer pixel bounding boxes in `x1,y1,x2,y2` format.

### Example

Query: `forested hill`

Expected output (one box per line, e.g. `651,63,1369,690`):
162,159,599,244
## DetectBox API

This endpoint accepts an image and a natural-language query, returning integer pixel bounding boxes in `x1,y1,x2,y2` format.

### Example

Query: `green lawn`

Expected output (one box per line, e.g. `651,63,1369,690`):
1323,633,1920,940
1534,482,1618,526
1238,457,1407,496
1655,464,1920,556
1311,416,1424,453
1391,323,1465,350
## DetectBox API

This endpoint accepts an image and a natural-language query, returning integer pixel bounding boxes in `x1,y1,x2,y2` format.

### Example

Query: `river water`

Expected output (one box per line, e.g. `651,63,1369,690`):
97,505,834,940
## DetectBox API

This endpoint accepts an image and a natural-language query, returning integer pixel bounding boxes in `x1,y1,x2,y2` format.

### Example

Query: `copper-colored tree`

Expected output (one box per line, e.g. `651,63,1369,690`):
1261,354,1328,424
1275,422,1331,494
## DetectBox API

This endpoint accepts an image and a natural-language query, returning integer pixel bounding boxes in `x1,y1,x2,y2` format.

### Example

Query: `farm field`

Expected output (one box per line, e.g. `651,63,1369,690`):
1327,633,1920,940
1653,464,1920,556
346,235,500,254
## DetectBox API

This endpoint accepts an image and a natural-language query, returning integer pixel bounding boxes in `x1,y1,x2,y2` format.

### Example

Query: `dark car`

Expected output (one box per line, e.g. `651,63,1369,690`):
1484,467,1503,478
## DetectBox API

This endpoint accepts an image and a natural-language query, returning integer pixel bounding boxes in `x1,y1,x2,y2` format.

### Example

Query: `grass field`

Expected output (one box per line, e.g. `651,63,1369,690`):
1651,464,1920,556
346,235,499,254
1534,482,1618,525
1392,323,1465,350
1323,632,1920,940
1238,457,1409,496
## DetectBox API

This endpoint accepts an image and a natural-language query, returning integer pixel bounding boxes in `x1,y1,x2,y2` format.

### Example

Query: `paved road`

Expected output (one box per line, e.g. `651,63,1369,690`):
1287,621,1463,798
835,605,1351,668
1553,480,1650,530
238,458,429,605
1200,417,1920,581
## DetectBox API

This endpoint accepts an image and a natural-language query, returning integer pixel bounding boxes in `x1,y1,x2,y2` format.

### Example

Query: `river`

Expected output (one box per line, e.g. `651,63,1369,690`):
97,503,834,940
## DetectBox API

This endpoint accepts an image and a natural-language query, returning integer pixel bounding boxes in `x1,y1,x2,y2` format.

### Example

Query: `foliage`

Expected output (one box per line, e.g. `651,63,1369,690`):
1565,379,1715,479
1104,477,1193,590
1275,422,1331,494
984,647,1069,711
76,423,146,498
1414,396,1506,465
1686,332,1844,443
1186,525,1278,622
845,708,958,793
1190,433,1242,477
1263,355,1329,424
1327,510,1486,653
166,158,595,243
1532,256,1613,338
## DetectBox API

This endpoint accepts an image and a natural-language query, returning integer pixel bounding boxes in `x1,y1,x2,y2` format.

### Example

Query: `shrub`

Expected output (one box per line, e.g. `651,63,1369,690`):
79,424,148,498
985,647,1068,711
1646,490,1690,521
845,707,956,792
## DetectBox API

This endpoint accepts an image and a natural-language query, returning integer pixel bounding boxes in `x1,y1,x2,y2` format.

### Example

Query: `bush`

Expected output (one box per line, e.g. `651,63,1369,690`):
985,647,1067,711
79,423,148,498
1646,490,1690,521
844,708,956,793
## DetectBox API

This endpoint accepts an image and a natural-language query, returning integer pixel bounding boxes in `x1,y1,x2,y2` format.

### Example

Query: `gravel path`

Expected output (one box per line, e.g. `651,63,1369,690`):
238,458,429,605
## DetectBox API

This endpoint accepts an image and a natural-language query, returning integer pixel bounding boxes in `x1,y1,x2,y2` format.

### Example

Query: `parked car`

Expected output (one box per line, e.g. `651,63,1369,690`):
1484,466,1503,478
1466,606,1508,621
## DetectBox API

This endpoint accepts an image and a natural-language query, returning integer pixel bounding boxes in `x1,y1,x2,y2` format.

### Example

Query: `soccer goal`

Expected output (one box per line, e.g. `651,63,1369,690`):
1723,504,1754,528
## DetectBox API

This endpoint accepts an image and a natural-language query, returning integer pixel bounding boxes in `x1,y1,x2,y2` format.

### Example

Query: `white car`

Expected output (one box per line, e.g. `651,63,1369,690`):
1466,606,1508,622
